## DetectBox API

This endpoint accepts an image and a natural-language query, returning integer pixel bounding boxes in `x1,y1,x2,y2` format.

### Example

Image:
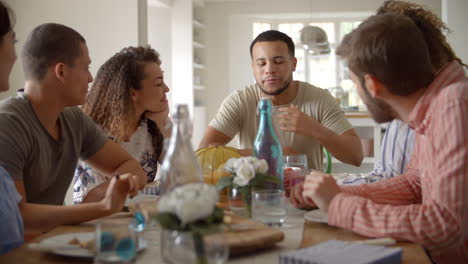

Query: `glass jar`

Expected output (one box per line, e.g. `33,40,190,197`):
161,229,229,264
227,186,252,218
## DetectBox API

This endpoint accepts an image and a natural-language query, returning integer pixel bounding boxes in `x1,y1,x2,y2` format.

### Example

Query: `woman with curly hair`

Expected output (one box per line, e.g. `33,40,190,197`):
73,46,170,204
377,0,465,69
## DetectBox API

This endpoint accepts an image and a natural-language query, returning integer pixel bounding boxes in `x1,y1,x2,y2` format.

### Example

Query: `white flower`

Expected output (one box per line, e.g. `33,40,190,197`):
224,158,237,173
158,183,218,225
224,157,270,187
233,161,255,187
253,159,268,174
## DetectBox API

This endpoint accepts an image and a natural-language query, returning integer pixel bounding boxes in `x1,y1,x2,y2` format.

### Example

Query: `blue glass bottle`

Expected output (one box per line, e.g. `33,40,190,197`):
253,98,284,190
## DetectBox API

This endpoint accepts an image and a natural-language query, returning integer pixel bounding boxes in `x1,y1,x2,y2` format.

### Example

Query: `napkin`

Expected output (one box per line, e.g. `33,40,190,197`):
279,240,402,264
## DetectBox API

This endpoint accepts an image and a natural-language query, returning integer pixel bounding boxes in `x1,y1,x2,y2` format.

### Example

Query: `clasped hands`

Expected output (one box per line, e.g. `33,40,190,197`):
289,170,341,212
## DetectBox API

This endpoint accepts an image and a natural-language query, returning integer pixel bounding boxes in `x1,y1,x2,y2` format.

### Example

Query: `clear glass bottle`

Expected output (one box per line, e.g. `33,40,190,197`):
159,104,202,194
253,98,284,190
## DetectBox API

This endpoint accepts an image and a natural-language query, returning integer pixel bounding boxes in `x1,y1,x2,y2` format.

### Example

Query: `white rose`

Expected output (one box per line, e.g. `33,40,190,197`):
233,158,245,169
224,158,237,173
233,174,250,186
237,162,255,180
233,162,255,186
244,157,257,165
158,183,218,225
254,159,269,174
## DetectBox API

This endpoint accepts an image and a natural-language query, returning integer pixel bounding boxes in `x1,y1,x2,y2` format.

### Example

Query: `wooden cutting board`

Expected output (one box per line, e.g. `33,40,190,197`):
224,212,285,255
121,201,285,256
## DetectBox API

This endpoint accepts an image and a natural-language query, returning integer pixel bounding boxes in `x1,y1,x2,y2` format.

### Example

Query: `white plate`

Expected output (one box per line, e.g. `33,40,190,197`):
304,209,328,224
36,232,147,258
39,232,94,258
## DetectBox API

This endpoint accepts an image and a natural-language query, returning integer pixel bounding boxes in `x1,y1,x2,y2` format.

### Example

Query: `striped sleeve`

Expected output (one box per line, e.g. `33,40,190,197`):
328,95,468,257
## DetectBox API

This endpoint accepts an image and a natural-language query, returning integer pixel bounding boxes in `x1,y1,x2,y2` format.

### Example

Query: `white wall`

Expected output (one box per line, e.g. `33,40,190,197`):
442,0,468,64
2,0,139,99
148,6,173,106
204,0,442,124
171,0,194,112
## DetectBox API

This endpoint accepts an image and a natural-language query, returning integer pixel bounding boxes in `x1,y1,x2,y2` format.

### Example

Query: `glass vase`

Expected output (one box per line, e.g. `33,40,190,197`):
161,229,229,264
228,186,252,218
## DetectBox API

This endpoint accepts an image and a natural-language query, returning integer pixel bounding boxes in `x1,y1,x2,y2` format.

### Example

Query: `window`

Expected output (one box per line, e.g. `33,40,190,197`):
253,19,364,108
253,23,271,39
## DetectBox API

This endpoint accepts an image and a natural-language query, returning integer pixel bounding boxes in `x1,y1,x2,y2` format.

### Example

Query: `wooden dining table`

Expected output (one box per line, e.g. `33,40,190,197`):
0,206,432,264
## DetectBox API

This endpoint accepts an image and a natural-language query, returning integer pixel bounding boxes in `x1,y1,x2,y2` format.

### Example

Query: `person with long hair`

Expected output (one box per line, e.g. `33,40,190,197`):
292,0,464,199
376,0,465,69
313,0,466,188
74,46,170,203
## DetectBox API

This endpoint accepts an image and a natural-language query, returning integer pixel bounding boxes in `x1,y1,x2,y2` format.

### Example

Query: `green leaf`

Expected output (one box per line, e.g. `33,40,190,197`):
216,176,234,191
154,212,186,231
156,207,224,233
251,173,281,185
237,186,252,217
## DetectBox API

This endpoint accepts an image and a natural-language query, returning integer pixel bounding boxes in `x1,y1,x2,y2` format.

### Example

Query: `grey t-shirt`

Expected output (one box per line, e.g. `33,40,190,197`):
0,93,107,205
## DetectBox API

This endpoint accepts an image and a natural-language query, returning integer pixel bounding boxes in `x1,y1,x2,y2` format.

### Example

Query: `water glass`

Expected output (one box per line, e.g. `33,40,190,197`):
252,190,287,227
228,187,251,217
283,154,308,197
94,220,138,264
161,229,229,264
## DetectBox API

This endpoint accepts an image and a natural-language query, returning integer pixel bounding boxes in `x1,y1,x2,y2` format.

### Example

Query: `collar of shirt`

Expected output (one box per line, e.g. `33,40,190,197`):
408,61,466,133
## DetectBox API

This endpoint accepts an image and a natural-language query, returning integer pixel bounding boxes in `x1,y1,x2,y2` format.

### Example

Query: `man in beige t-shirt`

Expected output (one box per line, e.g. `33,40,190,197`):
199,30,363,170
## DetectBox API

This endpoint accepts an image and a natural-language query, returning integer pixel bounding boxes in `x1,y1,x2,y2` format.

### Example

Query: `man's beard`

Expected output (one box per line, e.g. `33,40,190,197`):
361,81,395,123
258,78,292,96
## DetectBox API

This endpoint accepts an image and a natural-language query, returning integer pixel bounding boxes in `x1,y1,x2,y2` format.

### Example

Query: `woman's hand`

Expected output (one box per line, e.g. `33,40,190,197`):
145,107,171,137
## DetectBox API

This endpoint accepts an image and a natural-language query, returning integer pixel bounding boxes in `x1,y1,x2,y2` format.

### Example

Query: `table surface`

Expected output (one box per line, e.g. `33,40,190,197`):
0,207,431,264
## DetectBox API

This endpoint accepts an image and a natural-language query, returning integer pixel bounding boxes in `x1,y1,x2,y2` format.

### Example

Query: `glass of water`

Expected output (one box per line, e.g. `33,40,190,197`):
94,220,138,264
252,189,287,227
283,154,308,197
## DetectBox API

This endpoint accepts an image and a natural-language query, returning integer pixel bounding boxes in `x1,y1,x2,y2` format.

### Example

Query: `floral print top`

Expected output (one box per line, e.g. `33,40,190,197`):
73,119,161,204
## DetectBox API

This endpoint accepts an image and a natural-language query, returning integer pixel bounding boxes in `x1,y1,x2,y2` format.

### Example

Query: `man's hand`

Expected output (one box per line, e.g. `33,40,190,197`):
289,182,317,209
302,171,341,212
100,174,132,214
277,104,320,137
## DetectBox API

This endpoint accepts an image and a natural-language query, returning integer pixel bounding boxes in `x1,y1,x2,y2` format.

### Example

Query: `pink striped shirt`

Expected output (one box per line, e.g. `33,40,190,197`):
328,61,468,264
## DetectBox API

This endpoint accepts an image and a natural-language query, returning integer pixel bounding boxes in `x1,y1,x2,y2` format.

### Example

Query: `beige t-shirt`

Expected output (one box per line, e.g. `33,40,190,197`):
209,81,352,170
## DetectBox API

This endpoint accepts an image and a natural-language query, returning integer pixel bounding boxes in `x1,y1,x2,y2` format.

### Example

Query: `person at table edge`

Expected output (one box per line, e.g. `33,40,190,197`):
0,17,147,246
198,30,363,171
297,12,468,264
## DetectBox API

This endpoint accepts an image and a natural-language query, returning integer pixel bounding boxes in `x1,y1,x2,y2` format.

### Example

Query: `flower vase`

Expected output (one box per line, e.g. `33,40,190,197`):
161,229,229,264
228,186,252,218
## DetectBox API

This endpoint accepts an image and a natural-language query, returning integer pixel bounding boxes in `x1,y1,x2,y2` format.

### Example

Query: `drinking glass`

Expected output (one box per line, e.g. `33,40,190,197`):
283,154,308,197
94,220,138,264
161,229,229,264
252,190,287,227
228,187,251,217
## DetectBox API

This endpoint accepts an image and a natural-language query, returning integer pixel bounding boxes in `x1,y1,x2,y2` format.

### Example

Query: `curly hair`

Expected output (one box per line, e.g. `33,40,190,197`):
83,46,161,140
377,0,465,69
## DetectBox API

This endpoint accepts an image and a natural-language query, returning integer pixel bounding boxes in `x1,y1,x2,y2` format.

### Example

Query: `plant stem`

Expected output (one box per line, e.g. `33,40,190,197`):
246,185,252,218
192,231,208,264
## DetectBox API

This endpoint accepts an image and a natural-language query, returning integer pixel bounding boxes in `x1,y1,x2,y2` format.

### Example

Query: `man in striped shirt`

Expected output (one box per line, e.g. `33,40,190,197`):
298,14,468,264
336,119,414,185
